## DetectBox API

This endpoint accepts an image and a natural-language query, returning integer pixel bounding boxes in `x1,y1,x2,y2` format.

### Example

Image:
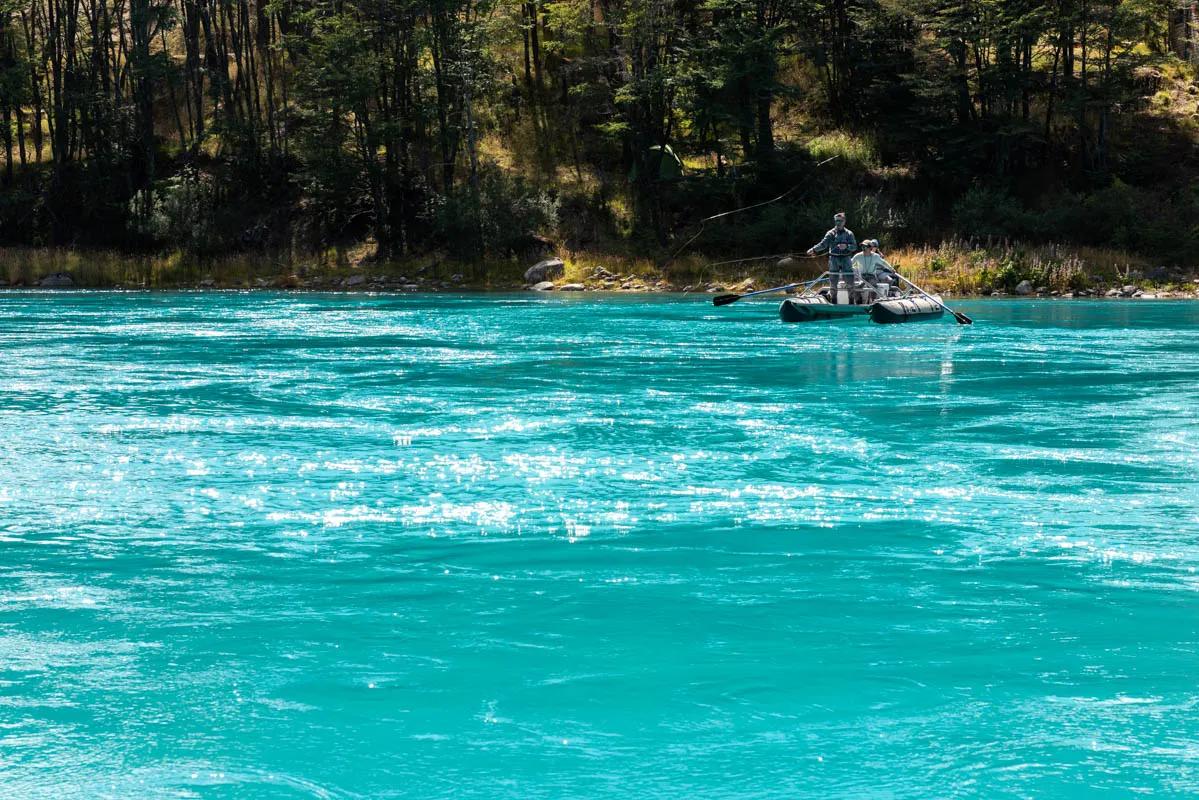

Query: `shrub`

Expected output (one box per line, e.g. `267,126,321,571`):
805,132,880,170
128,168,221,254
952,184,1041,241
432,166,559,260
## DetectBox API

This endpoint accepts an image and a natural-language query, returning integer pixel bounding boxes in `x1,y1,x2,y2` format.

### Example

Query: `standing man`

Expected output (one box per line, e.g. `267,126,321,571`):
806,212,857,303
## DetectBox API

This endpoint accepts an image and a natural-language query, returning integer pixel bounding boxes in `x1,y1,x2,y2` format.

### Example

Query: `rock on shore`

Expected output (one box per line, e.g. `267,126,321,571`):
39,272,74,288
524,258,565,284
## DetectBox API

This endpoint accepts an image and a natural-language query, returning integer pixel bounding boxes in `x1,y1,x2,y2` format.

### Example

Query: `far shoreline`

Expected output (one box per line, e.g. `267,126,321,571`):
3,244,1198,300
2,284,1198,300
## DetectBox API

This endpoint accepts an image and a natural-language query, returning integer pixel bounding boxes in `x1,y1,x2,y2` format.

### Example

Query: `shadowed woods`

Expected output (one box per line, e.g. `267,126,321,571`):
1,0,1199,289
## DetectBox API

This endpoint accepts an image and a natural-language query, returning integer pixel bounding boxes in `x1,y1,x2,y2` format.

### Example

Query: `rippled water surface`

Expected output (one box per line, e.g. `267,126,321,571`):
2,292,1198,799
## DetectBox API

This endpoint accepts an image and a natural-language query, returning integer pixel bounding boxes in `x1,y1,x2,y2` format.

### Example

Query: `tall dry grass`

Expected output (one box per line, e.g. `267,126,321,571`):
0,240,1187,293
0,247,536,288
0,248,293,287
883,240,1152,293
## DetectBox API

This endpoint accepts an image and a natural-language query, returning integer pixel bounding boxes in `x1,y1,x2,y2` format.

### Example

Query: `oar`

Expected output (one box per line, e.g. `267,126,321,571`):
712,274,826,307
712,283,797,306
897,274,973,325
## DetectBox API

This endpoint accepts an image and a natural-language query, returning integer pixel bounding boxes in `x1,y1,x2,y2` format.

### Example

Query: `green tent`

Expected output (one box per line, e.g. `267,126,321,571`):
630,144,683,181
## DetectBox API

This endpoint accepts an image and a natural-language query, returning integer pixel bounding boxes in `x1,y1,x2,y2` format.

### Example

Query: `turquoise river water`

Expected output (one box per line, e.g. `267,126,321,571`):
1,292,1198,799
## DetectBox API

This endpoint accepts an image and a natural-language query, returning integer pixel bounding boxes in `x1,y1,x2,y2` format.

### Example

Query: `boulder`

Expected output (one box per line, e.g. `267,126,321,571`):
1121,284,1139,296
524,258,565,284
559,283,585,291
530,281,555,291
344,274,367,287
450,273,464,283
199,278,216,288
39,272,74,288
1105,288,1122,297
1014,279,1034,295
990,290,1003,297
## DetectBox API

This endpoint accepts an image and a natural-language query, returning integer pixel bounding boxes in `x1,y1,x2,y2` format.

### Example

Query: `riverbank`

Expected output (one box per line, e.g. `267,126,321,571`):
2,243,1198,298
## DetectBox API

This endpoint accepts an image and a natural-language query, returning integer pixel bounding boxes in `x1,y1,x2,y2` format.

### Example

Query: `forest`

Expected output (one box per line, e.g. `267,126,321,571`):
0,0,1195,274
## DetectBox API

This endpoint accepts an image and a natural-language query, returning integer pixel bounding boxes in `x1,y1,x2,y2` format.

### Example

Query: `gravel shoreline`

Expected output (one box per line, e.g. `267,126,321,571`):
4,268,1199,298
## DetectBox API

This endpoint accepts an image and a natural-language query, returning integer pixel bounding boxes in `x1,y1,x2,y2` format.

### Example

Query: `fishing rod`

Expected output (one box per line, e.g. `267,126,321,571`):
702,252,823,269
665,155,840,265
712,273,829,307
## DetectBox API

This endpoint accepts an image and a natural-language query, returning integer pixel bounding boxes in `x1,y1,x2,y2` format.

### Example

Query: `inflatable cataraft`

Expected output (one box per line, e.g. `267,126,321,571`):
709,272,973,326
714,271,971,326
779,283,944,324
776,269,945,323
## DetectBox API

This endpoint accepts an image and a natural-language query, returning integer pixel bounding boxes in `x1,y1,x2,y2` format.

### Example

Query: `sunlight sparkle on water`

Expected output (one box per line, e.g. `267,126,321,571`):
0,293,1196,799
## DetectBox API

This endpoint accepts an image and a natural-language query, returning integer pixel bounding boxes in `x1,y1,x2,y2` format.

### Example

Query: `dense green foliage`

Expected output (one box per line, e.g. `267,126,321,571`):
0,0,1194,261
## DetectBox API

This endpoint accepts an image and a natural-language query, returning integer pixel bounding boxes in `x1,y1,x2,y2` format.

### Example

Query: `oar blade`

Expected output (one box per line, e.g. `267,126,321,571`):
952,311,973,325
712,294,742,307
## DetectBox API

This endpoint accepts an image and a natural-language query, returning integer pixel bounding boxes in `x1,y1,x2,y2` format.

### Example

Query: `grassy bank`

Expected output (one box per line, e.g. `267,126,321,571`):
2,242,1197,297
673,241,1198,297
0,247,538,290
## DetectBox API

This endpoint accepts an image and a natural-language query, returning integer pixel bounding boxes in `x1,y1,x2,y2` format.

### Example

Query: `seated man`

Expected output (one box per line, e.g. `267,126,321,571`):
851,239,897,299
